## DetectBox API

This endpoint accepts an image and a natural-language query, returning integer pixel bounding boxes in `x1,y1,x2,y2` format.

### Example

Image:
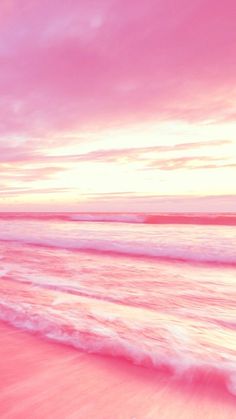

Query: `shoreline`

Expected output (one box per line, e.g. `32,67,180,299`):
0,321,236,418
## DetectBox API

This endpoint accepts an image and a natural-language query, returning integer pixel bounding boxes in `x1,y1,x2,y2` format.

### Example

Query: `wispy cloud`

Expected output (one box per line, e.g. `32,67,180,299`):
63,140,231,164
0,139,234,196
0,166,66,182
0,143,40,163
0,139,231,164
146,156,235,171
0,186,73,196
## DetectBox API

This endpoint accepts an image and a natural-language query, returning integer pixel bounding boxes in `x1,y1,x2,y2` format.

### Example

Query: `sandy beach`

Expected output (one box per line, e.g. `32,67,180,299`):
0,322,235,419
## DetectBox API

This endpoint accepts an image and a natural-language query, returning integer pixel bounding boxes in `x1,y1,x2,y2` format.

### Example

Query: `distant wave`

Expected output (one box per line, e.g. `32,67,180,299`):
0,212,236,226
69,213,236,226
70,213,146,223
0,299,235,396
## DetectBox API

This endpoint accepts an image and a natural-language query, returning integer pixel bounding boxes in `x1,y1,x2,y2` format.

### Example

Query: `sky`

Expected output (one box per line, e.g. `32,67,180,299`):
0,0,236,212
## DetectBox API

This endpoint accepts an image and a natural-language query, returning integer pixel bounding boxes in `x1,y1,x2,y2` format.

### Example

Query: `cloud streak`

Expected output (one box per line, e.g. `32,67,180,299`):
146,156,235,171
62,140,231,164
0,140,234,195
0,139,231,164
0,186,73,197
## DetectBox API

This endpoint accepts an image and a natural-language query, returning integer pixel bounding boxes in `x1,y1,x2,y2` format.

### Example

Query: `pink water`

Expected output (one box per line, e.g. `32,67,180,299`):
0,212,236,417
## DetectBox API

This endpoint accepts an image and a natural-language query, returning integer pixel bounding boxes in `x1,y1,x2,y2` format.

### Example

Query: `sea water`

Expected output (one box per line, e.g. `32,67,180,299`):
0,212,236,399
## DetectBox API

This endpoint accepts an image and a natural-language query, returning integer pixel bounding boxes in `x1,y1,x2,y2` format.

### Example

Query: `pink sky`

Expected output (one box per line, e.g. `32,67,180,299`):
0,0,236,212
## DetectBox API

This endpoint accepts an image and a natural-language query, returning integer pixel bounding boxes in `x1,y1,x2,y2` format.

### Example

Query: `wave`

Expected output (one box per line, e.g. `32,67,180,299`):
0,299,235,396
70,213,146,223
69,213,236,226
1,274,125,307
0,234,236,266
0,212,236,226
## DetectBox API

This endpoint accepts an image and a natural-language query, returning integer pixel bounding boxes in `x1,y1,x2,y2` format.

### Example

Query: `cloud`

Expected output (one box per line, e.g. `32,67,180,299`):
0,0,235,137
0,140,233,193
0,140,68,188
0,166,66,182
0,186,72,196
68,140,231,163
0,1,235,209
0,144,41,164
146,156,234,170
0,139,230,165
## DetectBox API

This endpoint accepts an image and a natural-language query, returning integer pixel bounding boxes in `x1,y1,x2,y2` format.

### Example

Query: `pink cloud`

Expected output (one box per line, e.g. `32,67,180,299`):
0,139,230,164
0,140,233,193
0,186,72,197
146,156,234,170
0,143,41,163
0,166,66,181
65,140,231,164
0,0,235,137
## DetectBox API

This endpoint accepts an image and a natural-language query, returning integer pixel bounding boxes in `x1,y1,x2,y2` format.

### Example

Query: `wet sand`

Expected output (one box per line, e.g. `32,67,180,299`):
0,322,236,419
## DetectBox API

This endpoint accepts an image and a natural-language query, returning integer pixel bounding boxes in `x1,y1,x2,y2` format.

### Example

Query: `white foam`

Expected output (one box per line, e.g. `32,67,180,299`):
0,267,10,277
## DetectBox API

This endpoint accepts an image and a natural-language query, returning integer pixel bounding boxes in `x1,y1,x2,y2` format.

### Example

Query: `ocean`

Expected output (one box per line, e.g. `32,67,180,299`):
0,212,236,418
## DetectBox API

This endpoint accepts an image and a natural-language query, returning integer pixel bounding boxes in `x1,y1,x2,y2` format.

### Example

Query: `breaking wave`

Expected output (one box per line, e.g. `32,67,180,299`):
0,299,235,396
